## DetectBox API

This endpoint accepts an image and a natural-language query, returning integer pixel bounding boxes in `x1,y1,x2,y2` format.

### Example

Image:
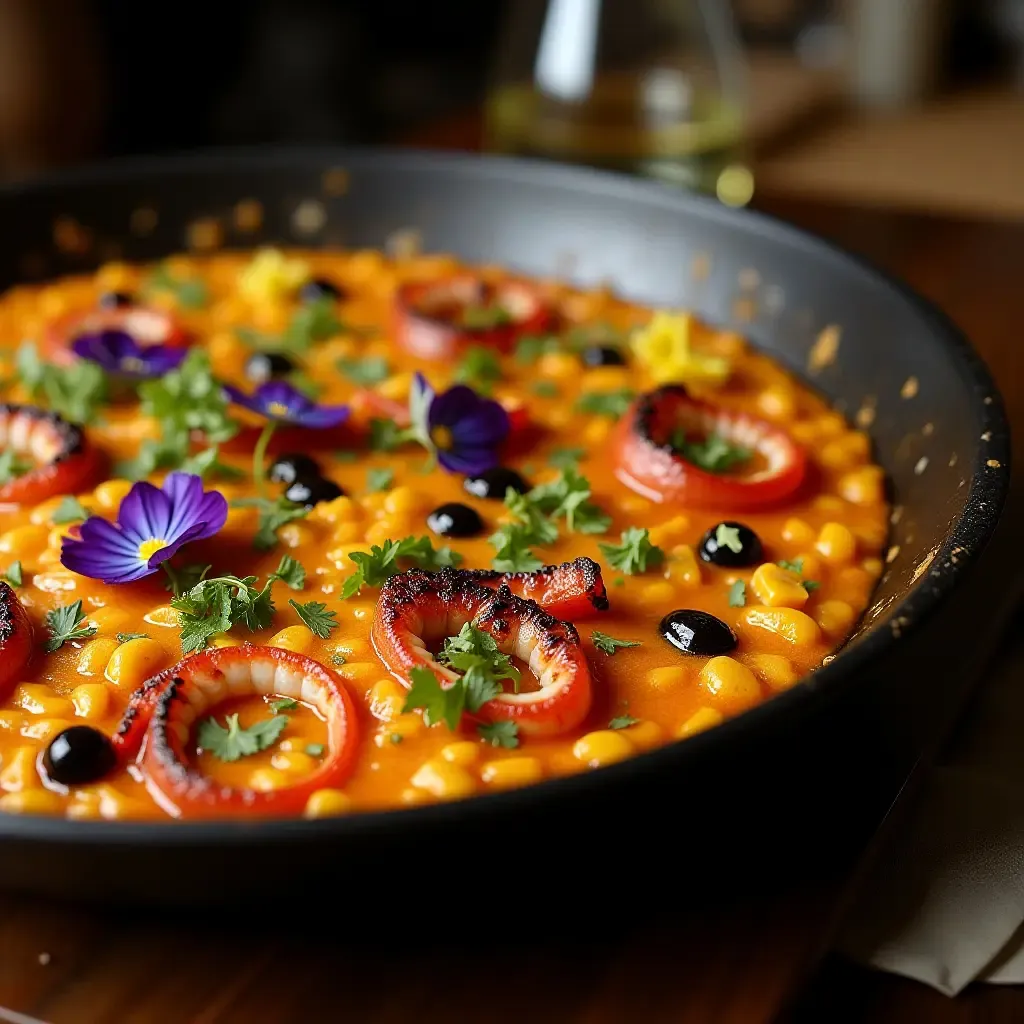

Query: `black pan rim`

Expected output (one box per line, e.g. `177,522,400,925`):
0,146,1009,846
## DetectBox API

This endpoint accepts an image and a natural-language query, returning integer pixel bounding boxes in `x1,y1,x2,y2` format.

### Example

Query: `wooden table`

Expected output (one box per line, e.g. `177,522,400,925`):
0,190,1020,1024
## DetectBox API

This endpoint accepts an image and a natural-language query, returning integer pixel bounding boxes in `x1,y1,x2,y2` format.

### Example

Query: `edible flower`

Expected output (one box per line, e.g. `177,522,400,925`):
408,372,510,475
631,312,731,387
60,472,227,584
223,380,349,497
71,330,187,379
238,248,311,304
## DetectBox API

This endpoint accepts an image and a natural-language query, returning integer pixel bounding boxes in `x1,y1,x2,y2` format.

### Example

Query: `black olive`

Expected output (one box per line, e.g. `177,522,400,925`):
580,345,626,367
660,609,738,657
699,521,764,568
98,291,133,309
42,725,116,787
267,453,322,486
284,475,345,508
464,467,529,501
245,351,296,384
300,278,344,303
427,502,484,539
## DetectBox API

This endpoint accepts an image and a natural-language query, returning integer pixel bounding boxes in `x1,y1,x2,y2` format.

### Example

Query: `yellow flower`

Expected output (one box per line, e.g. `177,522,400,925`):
238,248,311,304
631,311,731,387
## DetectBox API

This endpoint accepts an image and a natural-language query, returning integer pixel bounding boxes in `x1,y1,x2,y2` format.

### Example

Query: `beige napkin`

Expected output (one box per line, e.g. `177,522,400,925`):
838,610,1024,995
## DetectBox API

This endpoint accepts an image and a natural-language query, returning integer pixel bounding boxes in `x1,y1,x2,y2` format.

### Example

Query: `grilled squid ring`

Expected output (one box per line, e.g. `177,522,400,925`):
459,556,609,620
0,582,33,701
372,569,592,738
0,404,102,506
113,645,359,820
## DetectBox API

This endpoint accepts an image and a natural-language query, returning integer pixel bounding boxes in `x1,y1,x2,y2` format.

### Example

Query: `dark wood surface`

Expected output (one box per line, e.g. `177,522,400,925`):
0,180,1021,1023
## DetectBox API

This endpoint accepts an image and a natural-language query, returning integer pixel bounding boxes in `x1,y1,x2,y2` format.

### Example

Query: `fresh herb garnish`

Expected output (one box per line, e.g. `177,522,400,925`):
368,418,406,452
575,389,635,418
599,527,665,575
330,653,347,667
236,297,347,354
526,468,611,534
336,356,390,386
453,346,502,392
230,496,310,551
488,524,544,573
477,721,520,748
270,697,298,713
591,631,642,656
0,450,33,486
178,445,245,482
365,467,395,493
461,304,511,330
44,599,97,653
531,381,560,398
305,743,325,757
673,432,751,474
116,631,149,643
728,580,747,607
514,334,560,364
269,554,306,590
51,495,90,524
197,713,288,762
503,488,559,547
608,714,640,730
715,524,744,554
438,622,521,694
341,536,463,598
389,732,403,744
1,561,22,587
17,343,109,425
777,558,819,592
804,580,821,592
547,447,586,471
171,574,279,654
162,561,210,598
143,264,209,309
288,599,339,638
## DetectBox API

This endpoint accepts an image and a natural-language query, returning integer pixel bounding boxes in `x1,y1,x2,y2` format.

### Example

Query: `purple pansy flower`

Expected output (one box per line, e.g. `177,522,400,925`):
60,473,227,584
223,381,350,429
408,372,510,475
71,330,187,378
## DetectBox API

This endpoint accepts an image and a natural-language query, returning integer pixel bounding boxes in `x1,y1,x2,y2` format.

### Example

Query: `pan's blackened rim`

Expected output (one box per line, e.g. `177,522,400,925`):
0,147,1008,848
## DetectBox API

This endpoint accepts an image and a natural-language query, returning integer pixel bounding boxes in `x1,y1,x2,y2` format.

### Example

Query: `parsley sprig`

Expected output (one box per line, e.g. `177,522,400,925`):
341,536,462,598
526,468,611,534
237,297,362,354
599,528,665,575
198,713,288,761
591,631,642,656
17,343,109,425
143,264,208,309
575,389,635,418
289,599,338,638
44,600,97,653
778,558,820,592
672,431,751,474
230,496,310,551
453,346,502,393
2,561,22,587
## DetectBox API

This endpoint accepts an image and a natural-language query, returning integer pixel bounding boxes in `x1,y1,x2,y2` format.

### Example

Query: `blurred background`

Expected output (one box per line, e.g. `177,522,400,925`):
2,0,1022,218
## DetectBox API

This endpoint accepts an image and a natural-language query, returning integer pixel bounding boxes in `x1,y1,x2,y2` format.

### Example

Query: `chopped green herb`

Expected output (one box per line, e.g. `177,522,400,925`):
366,467,395,493
454,346,502,392
334,449,360,463
566,322,625,351
608,714,640,730
162,561,211,598
2,561,23,587
172,574,278,654
778,558,803,574
504,488,559,547
612,577,626,587
330,653,347,667
531,381,560,398
17,342,109,425
177,446,245,482
368,419,406,452
477,721,520,749
547,447,585,471
336,356,390,386
461,304,510,330
284,297,343,350
514,334,560,364
268,554,305,590
389,732,403,744
44,599,97,653
488,523,544,573
197,713,288,762
591,631,642,656
526,468,611,534
230,496,310,551
804,580,820,592
270,697,299,713
673,431,750,474
599,527,665,575
305,743,325,758
0,450,33,486
715,524,744,554
575,389,635,418
288,599,339,638
116,632,149,644
728,580,747,607
51,495,90,525
341,535,462,598
144,264,209,309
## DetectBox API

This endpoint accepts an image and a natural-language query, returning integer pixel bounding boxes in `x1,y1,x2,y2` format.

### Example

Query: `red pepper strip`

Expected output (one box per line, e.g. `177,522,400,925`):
372,569,592,738
394,275,556,361
0,405,103,507
460,556,609,620
0,583,33,701
43,306,190,366
612,385,807,510
112,645,359,820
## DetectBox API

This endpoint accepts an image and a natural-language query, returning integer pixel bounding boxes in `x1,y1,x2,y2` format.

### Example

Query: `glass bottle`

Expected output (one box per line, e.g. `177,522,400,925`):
484,0,753,205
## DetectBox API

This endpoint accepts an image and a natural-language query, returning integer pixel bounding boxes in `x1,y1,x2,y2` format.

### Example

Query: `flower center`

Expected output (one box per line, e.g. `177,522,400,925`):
267,401,292,418
431,425,454,451
120,356,146,374
138,537,168,562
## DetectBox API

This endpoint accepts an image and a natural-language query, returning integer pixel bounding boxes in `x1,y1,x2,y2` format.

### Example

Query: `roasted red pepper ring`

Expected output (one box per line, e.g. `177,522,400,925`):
461,556,609,620
394,275,555,361
112,645,359,820
43,305,190,366
372,569,592,738
0,583,33,701
612,385,808,509
0,404,103,507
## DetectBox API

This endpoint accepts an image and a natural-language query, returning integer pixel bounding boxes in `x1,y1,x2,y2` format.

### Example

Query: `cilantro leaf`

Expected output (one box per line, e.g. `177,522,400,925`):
599,528,665,575
336,356,390,386
305,743,325,757
488,524,544,573
162,561,211,597
728,580,747,607
143,264,209,309
0,450,33,486
171,573,282,653
268,555,305,590
197,712,288,762
1,561,22,587
453,346,502,392
178,445,245,481
44,600,97,653
402,665,464,731
288,599,338,638
17,343,109,425
526,468,611,534
51,496,90,525
714,524,744,554
548,447,586,471
673,432,750,474
233,496,310,551
284,297,343,350
271,697,298,713
514,334,560,364
477,721,520,748
575,389,635,418
608,714,640,730
366,467,395,493
504,488,559,546
368,418,405,452
439,623,520,694
116,631,149,643
591,631,642,656
461,304,511,329
341,536,463,597
778,558,804,574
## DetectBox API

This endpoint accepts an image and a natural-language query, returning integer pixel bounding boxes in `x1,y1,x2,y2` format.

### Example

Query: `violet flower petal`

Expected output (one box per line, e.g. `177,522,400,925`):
450,400,510,448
